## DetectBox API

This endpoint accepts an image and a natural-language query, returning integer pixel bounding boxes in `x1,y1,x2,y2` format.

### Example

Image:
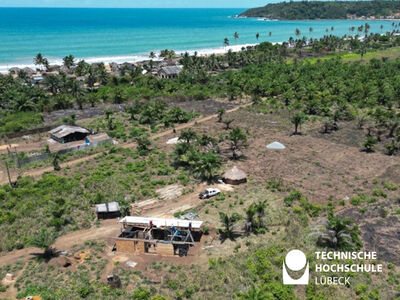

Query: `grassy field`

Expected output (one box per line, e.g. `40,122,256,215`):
302,46,400,64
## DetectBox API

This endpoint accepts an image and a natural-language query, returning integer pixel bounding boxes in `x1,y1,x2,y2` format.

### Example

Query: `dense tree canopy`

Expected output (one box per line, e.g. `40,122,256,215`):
240,1,400,19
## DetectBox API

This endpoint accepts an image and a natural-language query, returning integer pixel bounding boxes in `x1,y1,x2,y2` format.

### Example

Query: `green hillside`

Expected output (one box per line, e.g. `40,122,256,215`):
240,1,400,20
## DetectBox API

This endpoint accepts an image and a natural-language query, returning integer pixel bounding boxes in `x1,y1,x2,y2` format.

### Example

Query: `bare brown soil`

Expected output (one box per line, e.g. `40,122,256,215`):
1,104,399,297
0,103,249,185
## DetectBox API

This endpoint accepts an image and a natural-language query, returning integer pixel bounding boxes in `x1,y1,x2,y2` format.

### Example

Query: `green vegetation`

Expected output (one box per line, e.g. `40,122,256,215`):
173,129,222,182
0,111,43,136
240,1,400,19
0,146,183,251
2,25,400,300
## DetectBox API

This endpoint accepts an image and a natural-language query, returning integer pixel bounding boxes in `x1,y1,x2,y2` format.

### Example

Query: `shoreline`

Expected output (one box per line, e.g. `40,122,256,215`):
238,15,400,21
0,43,257,74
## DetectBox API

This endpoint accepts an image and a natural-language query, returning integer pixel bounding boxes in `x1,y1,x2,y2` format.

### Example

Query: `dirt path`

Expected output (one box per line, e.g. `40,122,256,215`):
0,219,120,268
52,219,120,250
0,181,227,267
0,247,41,267
0,104,248,185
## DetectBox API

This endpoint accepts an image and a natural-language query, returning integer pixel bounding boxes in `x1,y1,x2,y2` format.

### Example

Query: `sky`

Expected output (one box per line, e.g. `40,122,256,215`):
0,0,276,8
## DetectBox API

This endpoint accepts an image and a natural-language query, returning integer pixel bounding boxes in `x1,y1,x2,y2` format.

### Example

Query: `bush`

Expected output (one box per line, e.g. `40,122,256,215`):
283,190,303,206
0,112,43,136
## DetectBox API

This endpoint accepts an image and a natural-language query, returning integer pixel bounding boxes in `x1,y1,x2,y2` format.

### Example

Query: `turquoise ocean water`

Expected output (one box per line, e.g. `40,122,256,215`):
0,8,396,70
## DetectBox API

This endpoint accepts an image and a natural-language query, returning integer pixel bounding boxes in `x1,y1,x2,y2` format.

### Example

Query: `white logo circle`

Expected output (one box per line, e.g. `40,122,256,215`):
285,249,307,271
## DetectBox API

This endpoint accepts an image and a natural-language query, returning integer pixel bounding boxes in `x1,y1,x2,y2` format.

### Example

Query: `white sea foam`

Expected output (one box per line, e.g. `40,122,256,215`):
0,43,259,74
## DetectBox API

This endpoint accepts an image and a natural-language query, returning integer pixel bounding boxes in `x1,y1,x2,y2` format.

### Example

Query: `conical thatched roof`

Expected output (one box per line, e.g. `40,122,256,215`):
223,166,247,182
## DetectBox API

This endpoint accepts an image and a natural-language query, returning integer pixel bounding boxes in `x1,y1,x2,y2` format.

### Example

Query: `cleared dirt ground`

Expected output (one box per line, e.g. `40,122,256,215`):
1,103,399,298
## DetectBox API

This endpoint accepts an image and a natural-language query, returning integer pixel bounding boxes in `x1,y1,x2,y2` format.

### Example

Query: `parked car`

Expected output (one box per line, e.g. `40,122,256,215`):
199,188,221,199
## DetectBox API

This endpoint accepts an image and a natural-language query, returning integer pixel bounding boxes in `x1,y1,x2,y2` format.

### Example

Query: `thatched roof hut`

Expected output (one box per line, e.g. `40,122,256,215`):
223,166,247,185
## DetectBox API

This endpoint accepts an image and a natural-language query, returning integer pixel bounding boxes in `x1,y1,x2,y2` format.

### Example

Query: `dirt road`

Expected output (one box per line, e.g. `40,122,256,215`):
0,219,120,267
0,104,248,185
0,181,223,267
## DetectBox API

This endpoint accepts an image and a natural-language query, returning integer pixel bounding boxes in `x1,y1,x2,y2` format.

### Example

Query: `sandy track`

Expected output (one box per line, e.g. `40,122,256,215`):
0,182,216,267
0,104,248,185
0,219,120,267
0,103,245,276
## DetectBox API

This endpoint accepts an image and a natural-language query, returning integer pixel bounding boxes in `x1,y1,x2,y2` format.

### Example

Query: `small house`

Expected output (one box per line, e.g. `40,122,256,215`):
9,67,21,76
223,166,247,185
157,65,182,79
109,62,119,73
95,202,121,219
23,67,34,76
49,125,91,143
32,75,44,85
120,62,136,71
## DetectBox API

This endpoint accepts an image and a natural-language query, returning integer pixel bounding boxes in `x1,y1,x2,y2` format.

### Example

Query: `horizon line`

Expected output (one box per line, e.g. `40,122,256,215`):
0,6,248,9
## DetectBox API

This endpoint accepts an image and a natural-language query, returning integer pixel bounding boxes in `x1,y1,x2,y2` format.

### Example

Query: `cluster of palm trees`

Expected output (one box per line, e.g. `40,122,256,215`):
223,31,273,48
172,122,248,181
218,199,268,240
173,128,221,182
315,215,361,250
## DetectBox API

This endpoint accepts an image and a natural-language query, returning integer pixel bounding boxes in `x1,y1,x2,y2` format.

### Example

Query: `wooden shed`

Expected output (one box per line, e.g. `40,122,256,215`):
49,125,91,143
95,202,121,219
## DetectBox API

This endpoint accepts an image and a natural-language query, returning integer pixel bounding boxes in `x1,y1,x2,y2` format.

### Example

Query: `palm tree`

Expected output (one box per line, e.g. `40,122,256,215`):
34,53,48,70
86,69,97,89
363,136,377,152
149,51,156,59
295,28,301,37
223,118,234,130
268,31,272,37
255,200,267,229
70,80,86,109
365,23,370,34
223,37,230,49
63,54,75,69
386,140,399,155
217,108,225,122
229,127,248,159
97,64,109,85
44,74,61,95
126,100,141,120
52,153,61,171
104,109,113,121
255,33,260,41
357,45,367,60
316,215,360,250
219,212,241,240
233,32,239,43
34,53,44,66
380,24,384,32
192,151,221,181
245,204,257,234
309,27,313,36
135,135,151,154
179,128,197,144
291,111,307,135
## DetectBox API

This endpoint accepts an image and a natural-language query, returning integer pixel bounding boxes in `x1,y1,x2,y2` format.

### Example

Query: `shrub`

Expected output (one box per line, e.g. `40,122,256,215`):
284,190,303,206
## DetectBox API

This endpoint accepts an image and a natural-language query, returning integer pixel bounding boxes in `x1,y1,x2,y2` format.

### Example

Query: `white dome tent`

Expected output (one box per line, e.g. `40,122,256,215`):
266,141,286,150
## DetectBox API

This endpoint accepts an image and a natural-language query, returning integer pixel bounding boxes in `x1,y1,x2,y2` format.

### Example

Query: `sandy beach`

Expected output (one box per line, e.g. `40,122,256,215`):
0,43,257,74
